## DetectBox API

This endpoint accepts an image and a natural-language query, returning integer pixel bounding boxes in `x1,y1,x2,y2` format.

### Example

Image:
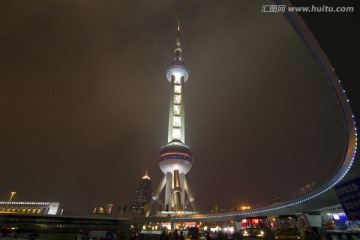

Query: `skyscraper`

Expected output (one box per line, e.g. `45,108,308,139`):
149,23,196,215
131,173,152,217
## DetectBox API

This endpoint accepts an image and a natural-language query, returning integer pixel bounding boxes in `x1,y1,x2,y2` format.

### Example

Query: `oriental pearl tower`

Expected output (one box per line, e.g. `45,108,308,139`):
150,22,197,215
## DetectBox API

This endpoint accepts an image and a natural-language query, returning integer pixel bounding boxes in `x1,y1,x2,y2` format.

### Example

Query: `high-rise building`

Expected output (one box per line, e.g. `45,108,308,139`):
149,22,197,215
131,173,152,217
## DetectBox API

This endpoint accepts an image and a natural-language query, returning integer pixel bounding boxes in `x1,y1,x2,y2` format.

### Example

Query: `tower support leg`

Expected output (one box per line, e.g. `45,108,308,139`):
180,173,185,210
146,174,166,216
184,176,197,212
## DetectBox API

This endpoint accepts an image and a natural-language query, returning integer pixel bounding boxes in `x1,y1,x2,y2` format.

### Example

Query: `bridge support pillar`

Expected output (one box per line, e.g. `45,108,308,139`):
172,222,177,231
303,212,322,227
233,220,241,232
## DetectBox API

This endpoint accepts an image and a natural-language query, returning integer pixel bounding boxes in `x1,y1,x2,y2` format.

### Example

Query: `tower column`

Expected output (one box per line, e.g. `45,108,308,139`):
168,77,175,142
168,75,185,143
180,77,185,142
173,170,182,211
165,172,173,211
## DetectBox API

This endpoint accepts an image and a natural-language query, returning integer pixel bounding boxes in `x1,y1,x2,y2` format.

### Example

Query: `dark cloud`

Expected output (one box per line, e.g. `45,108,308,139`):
0,0,347,214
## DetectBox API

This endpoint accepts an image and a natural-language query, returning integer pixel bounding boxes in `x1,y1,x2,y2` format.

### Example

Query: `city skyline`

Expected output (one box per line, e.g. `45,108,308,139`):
0,0,357,215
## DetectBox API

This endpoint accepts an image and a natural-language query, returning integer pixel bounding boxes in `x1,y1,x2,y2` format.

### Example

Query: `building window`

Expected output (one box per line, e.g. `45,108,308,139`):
173,129,181,140
174,85,181,94
173,116,181,127
174,95,181,104
174,106,181,115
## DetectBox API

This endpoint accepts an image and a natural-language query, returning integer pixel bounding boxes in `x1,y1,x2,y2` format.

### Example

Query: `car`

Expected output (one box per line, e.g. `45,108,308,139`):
239,217,274,240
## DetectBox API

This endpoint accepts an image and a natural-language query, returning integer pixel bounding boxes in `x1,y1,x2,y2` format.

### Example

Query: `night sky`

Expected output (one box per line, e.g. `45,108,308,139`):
0,0,357,215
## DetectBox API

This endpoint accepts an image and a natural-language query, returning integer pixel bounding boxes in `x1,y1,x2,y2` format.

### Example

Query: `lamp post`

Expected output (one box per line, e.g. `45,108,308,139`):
8,192,16,203
5,192,16,212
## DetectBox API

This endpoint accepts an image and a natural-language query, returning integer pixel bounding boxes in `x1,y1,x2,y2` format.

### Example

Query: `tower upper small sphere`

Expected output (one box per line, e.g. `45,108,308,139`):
166,60,189,82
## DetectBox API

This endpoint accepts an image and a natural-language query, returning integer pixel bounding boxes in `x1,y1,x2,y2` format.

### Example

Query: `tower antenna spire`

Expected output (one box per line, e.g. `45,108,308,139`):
175,21,182,60
177,21,181,47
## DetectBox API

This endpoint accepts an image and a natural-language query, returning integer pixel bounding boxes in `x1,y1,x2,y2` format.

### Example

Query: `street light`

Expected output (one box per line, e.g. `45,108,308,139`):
5,192,16,212
8,192,16,203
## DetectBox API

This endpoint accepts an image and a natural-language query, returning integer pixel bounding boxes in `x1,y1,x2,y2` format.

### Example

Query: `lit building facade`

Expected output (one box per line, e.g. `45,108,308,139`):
0,201,63,215
92,203,114,215
131,173,152,217
149,23,197,215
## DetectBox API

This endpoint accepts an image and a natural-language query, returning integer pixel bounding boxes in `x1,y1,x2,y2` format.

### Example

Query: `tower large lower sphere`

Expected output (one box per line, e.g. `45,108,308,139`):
158,140,193,175
148,23,197,215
